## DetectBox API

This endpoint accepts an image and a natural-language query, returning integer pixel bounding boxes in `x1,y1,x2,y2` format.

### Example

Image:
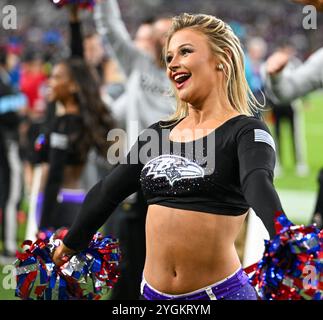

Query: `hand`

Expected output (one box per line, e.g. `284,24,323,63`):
52,242,76,267
293,0,323,11
69,4,79,23
266,50,290,76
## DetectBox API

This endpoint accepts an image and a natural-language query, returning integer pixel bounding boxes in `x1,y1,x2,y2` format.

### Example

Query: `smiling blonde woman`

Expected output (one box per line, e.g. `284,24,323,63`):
53,13,285,300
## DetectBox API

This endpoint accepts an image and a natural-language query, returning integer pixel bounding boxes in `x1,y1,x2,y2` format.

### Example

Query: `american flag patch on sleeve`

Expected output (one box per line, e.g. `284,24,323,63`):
254,129,276,151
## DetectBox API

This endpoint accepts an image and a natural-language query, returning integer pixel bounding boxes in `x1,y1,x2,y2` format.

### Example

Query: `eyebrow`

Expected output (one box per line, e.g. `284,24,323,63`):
167,43,193,54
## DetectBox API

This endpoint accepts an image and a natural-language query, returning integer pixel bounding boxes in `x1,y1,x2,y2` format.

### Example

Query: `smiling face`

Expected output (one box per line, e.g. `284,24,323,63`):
166,28,221,106
47,63,76,103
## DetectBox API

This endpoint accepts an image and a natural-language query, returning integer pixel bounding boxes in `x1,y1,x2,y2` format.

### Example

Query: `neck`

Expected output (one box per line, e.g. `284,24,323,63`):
188,90,239,125
60,96,80,115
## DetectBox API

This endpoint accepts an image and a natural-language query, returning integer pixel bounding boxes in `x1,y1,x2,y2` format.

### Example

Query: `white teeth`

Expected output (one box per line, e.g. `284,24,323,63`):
174,74,190,81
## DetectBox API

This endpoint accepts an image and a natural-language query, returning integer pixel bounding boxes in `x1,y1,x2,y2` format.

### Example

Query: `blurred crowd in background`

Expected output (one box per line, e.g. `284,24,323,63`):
1,0,323,62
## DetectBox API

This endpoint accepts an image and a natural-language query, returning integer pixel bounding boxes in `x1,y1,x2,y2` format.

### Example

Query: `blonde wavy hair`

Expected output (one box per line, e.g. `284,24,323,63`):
165,13,261,123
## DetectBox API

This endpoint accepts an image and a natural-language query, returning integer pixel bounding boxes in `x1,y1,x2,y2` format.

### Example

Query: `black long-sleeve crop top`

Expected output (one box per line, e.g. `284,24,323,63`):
63,114,284,250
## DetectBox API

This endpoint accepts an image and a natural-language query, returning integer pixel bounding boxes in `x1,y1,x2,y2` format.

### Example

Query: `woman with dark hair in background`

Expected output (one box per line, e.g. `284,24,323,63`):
38,58,115,229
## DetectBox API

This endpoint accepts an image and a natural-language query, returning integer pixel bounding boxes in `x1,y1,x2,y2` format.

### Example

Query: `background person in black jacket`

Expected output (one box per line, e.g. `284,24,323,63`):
0,50,26,259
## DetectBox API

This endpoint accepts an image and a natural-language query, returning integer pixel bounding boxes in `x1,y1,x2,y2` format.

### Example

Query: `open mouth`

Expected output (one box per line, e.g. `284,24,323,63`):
173,73,191,89
46,87,54,99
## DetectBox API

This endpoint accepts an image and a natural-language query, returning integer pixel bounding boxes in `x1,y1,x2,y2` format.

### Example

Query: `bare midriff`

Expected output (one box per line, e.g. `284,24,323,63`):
143,204,248,294
61,165,84,189
40,164,84,191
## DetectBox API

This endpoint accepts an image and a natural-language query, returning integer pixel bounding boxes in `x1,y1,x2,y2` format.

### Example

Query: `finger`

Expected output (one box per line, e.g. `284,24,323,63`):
61,254,70,262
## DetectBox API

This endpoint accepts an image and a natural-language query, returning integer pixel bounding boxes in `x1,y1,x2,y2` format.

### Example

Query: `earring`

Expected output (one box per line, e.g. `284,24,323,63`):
216,63,224,71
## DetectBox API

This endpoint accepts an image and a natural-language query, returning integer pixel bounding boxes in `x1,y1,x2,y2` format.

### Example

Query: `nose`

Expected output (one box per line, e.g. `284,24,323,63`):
48,76,56,87
167,57,180,72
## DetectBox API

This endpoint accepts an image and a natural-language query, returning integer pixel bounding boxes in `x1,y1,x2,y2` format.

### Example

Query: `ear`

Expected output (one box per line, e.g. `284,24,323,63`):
215,48,233,72
214,48,232,71
223,47,233,59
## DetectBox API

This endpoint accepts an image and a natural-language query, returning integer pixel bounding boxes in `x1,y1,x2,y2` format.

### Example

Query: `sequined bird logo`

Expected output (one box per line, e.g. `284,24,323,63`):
142,155,205,186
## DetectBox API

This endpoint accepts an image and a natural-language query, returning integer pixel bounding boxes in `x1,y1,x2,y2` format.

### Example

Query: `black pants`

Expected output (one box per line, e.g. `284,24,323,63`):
272,105,297,165
104,190,147,300
0,129,10,247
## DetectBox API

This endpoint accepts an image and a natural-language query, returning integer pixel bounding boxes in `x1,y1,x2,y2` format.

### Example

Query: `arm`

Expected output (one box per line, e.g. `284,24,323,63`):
265,48,323,103
53,152,142,265
242,170,282,239
62,130,145,252
69,5,84,58
62,160,142,251
0,70,27,113
0,93,26,114
53,121,161,263
94,0,149,76
237,120,284,239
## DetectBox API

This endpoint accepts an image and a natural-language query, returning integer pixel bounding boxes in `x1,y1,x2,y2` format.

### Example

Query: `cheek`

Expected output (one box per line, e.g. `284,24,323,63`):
51,80,61,92
190,56,216,78
192,66,214,88
53,81,70,98
166,69,172,80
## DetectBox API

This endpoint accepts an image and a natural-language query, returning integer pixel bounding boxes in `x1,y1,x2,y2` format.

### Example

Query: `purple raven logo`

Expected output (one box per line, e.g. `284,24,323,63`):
142,155,205,186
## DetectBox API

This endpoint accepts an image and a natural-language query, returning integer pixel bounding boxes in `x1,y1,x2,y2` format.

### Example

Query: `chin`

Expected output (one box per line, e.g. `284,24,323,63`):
47,94,57,103
178,91,192,103
178,92,199,106
46,95,54,103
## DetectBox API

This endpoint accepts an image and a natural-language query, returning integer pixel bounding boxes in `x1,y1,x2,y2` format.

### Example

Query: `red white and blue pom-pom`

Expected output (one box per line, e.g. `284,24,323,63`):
49,0,96,10
15,228,121,300
246,212,323,300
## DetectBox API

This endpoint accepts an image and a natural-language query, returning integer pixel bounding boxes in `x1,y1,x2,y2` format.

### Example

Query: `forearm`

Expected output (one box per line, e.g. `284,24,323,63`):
267,49,323,103
63,179,119,251
94,0,143,76
94,0,128,40
63,162,142,251
70,21,84,58
242,169,283,239
269,73,311,103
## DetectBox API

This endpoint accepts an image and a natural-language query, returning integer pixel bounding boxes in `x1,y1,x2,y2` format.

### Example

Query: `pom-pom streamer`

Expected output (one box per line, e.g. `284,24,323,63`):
245,212,323,300
15,229,121,300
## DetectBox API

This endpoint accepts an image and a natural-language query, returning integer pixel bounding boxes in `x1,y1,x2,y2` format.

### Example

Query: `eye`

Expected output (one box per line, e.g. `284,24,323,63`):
180,47,193,56
166,55,173,64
